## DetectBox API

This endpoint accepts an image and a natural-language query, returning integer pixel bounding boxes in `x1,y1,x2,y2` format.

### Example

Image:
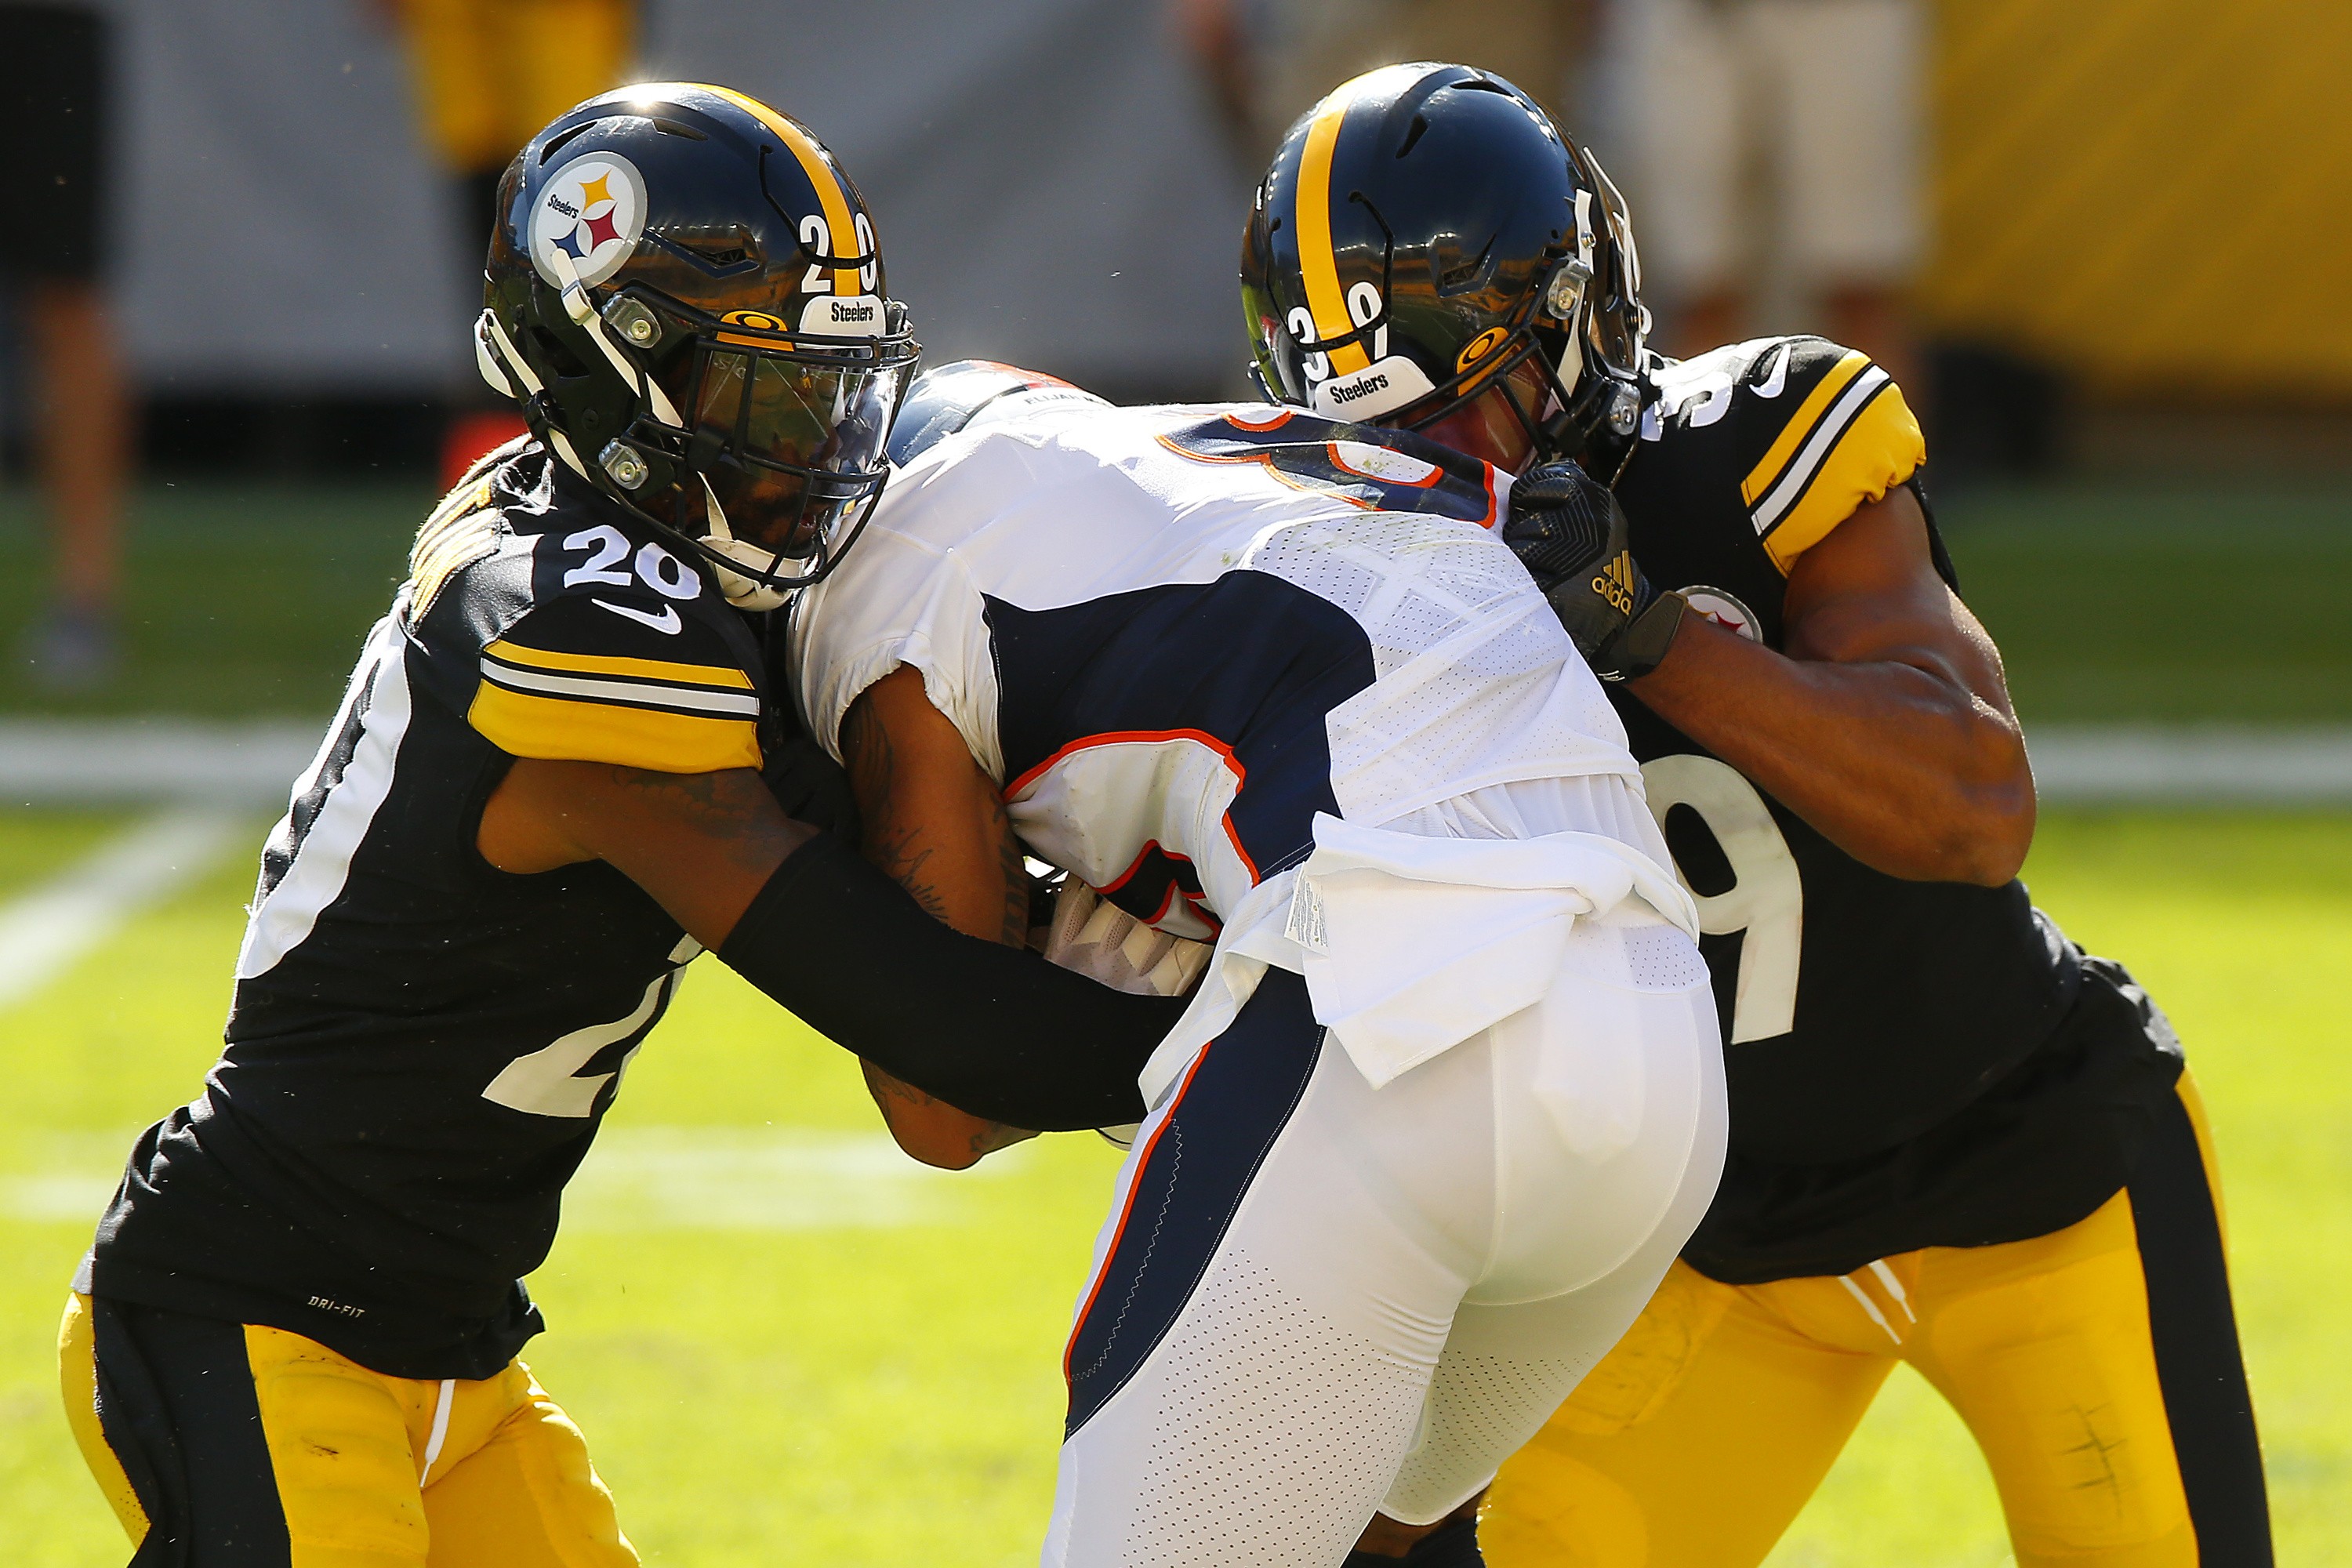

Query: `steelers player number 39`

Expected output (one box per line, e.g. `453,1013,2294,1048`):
1640,754,1802,1044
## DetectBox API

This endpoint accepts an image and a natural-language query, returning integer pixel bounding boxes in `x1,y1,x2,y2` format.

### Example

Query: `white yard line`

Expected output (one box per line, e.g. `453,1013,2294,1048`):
0,807,248,1010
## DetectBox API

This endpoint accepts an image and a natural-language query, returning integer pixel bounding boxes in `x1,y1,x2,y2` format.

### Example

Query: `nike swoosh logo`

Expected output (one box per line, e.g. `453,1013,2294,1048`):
1757,343,1791,398
592,599,683,635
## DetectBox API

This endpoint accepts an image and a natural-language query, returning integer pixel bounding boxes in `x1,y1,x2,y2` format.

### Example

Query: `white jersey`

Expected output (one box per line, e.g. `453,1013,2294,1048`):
793,401,1729,1562
793,401,1641,941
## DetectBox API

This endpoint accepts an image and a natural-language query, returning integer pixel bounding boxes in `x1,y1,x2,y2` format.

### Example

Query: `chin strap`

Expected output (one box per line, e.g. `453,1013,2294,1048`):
477,307,589,481
696,475,793,612
546,246,685,429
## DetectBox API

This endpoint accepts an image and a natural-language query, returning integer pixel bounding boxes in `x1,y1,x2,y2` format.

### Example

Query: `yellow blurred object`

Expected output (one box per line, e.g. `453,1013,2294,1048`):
1926,0,2352,399
396,0,635,175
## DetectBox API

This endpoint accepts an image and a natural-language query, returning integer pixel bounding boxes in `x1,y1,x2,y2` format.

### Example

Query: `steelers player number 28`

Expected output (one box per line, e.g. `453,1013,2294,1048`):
1639,754,1802,1044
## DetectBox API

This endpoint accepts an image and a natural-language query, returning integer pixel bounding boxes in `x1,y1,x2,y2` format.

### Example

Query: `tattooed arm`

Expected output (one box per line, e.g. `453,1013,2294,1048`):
475,757,813,943
837,666,1040,1166
474,666,1042,1167
473,740,1165,1145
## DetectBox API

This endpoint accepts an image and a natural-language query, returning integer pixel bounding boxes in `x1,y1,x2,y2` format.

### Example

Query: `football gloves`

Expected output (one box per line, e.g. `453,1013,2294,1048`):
1038,880,1211,1000
1503,459,1686,681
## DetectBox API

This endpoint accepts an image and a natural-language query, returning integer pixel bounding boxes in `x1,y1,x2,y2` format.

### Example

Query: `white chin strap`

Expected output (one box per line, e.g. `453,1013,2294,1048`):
697,476,793,612
477,308,590,481
546,245,684,428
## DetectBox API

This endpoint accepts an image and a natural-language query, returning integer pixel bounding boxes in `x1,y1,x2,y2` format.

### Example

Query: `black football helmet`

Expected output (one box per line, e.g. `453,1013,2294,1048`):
477,82,920,608
886,360,1109,466
1240,64,1649,477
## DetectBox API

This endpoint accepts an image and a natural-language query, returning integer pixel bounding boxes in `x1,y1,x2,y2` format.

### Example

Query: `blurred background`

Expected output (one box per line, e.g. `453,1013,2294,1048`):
0,0,2343,709
1,4,2347,1566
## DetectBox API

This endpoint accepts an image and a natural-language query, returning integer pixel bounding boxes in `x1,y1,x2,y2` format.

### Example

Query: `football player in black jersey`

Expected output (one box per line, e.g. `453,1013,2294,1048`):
1242,64,2269,1568
57,85,1192,1568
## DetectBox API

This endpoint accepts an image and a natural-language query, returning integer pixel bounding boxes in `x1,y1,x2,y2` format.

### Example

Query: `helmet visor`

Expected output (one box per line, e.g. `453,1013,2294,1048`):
693,348,906,482
690,336,913,559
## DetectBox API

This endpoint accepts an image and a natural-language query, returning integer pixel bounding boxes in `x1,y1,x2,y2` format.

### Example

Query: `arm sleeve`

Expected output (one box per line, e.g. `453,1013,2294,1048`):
719,832,1179,1129
468,592,764,774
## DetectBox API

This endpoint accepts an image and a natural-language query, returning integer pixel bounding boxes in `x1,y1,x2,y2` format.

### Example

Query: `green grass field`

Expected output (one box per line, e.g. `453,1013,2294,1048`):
0,481,2348,1564
2,811,2345,1565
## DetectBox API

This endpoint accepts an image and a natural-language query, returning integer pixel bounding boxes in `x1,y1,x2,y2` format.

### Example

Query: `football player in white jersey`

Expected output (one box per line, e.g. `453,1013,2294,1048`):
789,363,1730,1567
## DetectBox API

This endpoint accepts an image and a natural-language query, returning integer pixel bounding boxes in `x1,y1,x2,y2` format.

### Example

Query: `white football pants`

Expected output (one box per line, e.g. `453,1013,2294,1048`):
1042,920,1727,1568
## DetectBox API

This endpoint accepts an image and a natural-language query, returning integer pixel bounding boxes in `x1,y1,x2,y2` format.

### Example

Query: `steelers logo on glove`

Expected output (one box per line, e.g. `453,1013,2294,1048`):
1502,459,1686,681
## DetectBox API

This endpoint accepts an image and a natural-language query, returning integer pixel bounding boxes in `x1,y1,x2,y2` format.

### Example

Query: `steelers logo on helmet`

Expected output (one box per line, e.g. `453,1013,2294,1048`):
529,152,648,289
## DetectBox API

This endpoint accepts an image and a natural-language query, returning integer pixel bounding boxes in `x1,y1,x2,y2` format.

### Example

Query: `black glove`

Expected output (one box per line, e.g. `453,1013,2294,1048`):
1503,459,1686,681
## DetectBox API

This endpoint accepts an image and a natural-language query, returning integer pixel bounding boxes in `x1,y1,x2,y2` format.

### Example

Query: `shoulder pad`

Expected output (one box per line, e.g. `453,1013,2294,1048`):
1641,336,1924,573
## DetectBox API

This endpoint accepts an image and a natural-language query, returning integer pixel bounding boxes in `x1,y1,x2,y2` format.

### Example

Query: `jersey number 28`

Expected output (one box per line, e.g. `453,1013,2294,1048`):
1641,754,1803,1044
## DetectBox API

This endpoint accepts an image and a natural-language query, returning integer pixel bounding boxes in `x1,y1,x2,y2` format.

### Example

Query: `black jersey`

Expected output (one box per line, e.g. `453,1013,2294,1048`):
1608,338,2182,1282
88,444,772,1378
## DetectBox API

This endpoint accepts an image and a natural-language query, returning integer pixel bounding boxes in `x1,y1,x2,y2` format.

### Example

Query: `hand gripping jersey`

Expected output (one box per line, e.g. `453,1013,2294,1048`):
87,443,771,1378
793,401,1684,1096
1610,336,2182,1280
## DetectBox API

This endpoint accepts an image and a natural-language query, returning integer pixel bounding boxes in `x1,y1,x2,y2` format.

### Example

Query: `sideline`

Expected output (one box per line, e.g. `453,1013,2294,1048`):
2024,725,2352,804
0,718,316,805
0,807,249,1010
8,717,2348,807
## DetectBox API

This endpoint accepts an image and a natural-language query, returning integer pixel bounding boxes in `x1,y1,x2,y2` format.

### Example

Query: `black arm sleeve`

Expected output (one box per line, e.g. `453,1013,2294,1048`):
718,832,1182,1129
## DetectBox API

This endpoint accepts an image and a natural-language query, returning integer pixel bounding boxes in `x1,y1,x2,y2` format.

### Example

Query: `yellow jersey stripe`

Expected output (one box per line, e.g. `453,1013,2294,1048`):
470,682,761,773
1753,365,1890,532
1740,350,1871,510
703,84,863,297
1759,381,1925,574
483,637,755,691
1294,89,1371,377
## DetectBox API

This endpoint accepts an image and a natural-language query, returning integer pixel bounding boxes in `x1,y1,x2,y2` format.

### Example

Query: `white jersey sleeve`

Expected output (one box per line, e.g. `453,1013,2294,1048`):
789,515,1004,782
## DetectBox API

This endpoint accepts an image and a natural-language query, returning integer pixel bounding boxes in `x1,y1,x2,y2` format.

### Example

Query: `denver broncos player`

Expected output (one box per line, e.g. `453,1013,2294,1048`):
57,86,1187,1568
793,363,1729,1567
1243,64,2269,1566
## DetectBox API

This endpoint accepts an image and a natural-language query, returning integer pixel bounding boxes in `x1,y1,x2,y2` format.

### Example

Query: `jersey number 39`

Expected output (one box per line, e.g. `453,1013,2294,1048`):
1641,755,1802,1044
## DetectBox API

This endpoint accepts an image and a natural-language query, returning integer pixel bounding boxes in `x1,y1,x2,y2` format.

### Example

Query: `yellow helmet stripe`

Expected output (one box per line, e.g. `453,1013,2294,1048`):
702,85,865,297
1293,84,1374,377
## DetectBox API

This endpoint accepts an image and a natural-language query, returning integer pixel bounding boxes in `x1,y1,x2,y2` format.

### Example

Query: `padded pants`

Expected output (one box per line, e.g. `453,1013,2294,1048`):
60,1294,635,1568
1045,953,1727,1568
1483,1075,2270,1567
